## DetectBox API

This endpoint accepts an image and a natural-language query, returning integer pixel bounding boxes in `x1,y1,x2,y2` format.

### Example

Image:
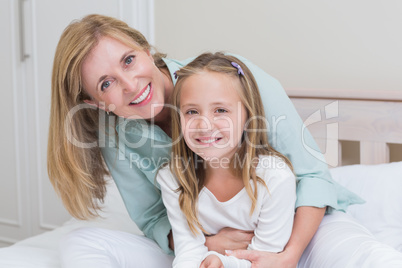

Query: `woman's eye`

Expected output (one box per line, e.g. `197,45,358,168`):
101,80,111,91
216,108,227,113
125,55,134,65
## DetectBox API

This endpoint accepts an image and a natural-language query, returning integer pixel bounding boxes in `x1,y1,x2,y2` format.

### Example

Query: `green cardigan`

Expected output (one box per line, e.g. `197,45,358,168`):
100,55,364,255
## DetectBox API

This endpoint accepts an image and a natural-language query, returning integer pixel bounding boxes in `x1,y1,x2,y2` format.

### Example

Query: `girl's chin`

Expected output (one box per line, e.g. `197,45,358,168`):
198,155,231,163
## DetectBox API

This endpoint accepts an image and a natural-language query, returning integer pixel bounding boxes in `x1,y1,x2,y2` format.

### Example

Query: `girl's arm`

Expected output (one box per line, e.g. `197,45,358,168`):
247,161,296,252
157,167,209,268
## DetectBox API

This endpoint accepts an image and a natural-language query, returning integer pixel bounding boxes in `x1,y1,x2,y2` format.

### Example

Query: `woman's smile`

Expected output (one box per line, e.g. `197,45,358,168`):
81,37,168,119
129,83,152,106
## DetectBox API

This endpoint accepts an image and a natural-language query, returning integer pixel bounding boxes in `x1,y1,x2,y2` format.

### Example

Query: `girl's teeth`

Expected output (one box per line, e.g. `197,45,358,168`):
131,85,150,104
201,138,219,144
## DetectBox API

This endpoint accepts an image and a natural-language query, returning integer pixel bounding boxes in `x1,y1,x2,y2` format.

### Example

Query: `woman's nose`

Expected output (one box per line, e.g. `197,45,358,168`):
120,75,137,94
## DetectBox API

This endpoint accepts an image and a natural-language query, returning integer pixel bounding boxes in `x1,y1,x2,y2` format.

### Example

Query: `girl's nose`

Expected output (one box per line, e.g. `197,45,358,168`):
194,115,213,132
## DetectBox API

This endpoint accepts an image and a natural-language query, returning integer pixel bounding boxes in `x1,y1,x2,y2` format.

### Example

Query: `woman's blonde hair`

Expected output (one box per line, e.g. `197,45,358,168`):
48,14,166,219
170,52,293,235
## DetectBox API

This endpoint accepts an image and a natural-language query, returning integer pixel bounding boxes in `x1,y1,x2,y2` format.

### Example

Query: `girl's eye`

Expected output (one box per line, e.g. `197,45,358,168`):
216,108,227,113
125,55,134,65
186,110,198,115
101,80,111,91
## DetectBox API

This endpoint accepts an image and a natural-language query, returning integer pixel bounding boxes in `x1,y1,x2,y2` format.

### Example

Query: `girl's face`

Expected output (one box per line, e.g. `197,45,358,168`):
81,36,168,119
179,71,247,163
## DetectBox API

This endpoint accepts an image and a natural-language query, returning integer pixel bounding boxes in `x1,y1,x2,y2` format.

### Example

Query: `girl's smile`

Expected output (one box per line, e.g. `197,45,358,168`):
180,71,247,162
195,136,223,146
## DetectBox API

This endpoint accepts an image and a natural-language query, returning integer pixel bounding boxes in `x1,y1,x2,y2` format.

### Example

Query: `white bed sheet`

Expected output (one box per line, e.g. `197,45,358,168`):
0,177,142,268
0,163,401,268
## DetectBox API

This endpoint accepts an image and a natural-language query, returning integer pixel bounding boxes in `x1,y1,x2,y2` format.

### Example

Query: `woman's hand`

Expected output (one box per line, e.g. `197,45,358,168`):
226,249,296,268
168,230,174,250
200,255,224,268
205,227,254,255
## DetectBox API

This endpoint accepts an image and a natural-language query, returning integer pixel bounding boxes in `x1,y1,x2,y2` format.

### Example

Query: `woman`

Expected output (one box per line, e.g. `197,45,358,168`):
48,14,363,267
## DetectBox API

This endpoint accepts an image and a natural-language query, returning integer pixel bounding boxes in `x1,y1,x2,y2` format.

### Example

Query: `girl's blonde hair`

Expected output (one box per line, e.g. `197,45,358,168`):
48,14,166,219
170,52,293,235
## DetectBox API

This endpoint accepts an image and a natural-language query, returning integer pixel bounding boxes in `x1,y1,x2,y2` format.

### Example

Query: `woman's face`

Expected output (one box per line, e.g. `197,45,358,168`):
81,36,167,119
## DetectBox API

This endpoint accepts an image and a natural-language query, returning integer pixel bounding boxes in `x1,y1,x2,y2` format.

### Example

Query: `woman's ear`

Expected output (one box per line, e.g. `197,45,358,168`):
83,100,114,113
145,48,152,56
83,99,99,109
145,49,155,62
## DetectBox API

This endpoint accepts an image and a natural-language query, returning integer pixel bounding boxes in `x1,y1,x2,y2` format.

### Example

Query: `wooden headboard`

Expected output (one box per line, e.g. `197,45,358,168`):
286,88,402,167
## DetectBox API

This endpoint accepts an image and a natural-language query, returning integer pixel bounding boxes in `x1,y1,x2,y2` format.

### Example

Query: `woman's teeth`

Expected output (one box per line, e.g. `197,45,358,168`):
131,85,151,104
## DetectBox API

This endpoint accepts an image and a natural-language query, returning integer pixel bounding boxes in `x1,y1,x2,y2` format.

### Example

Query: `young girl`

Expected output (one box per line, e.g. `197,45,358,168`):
157,52,296,268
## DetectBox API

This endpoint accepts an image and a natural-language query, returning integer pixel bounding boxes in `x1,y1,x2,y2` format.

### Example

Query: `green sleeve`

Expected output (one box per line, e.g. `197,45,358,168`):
235,55,364,211
100,119,174,255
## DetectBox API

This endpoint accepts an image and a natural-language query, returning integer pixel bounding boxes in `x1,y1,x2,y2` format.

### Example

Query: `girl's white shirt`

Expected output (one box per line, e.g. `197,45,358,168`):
157,155,296,268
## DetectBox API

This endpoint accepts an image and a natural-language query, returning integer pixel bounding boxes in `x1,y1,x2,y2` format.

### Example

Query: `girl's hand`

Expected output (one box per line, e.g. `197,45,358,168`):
200,255,224,268
225,249,296,268
205,227,254,255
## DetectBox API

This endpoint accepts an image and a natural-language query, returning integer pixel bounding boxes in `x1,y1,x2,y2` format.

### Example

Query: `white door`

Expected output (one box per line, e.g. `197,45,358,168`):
0,0,154,247
0,0,32,247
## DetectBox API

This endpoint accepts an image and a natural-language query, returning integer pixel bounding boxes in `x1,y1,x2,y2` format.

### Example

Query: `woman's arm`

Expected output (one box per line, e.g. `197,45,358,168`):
158,167,254,268
102,144,173,253
204,227,254,254
227,206,325,268
202,160,296,267
101,119,174,254
281,206,326,266
235,54,362,211
225,55,347,266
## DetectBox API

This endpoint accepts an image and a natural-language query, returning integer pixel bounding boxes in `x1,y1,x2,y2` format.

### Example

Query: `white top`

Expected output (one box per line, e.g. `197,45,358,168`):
157,155,296,268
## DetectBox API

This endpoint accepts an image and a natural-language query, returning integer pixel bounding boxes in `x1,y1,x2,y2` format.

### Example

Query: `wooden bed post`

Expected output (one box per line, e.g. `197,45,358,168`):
360,141,390,165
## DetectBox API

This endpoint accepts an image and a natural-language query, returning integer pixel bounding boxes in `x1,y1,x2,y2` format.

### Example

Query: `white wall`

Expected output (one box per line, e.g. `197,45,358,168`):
154,0,402,93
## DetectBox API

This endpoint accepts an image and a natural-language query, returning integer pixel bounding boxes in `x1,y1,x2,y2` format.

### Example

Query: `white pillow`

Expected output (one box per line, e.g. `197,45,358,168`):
330,162,402,252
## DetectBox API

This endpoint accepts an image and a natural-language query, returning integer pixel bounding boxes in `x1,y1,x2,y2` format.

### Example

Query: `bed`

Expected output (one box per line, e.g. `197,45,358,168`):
0,89,401,267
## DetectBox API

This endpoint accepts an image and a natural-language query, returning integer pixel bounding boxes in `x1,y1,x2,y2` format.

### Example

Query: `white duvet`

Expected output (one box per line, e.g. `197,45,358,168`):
0,162,401,268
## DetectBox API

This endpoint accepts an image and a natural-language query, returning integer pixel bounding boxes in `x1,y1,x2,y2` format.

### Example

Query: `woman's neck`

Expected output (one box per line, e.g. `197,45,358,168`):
161,66,174,105
153,67,174,136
